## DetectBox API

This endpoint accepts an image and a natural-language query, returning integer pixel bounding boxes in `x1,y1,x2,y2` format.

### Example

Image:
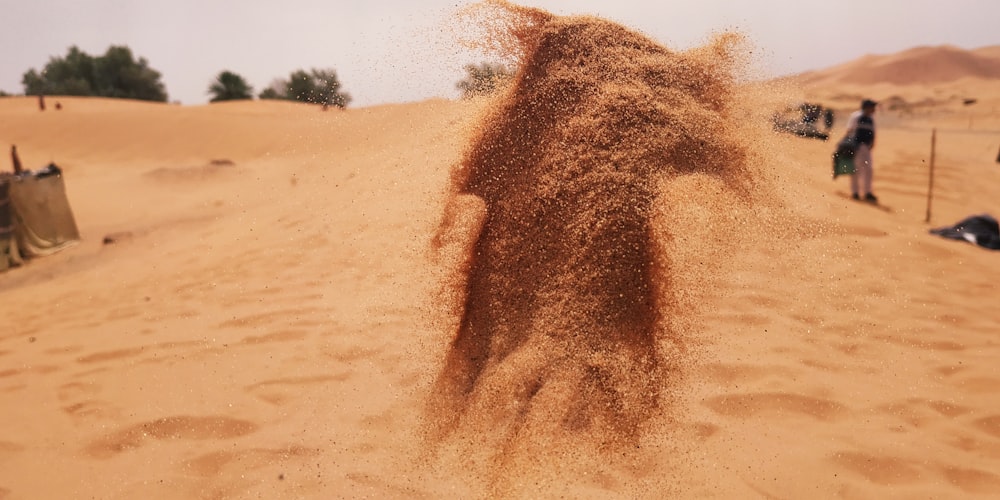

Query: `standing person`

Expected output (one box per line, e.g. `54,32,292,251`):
845,99,878,202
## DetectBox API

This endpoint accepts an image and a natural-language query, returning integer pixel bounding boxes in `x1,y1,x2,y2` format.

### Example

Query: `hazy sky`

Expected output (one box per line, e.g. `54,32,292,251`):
1,0,997,106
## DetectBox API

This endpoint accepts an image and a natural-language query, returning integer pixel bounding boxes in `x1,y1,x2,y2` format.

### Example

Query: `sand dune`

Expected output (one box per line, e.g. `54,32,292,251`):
973,45,1000,60
2,12,1000,500
798,44,1000,86
789,45,1000,114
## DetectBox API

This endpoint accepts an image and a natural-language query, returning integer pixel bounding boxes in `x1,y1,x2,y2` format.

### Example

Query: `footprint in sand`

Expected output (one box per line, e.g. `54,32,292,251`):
215,307,324,330
0,439,25,459
954,376,1000,395
62,401,114,420
186,445,318,477
73,341,208,370
239,329,308,345
57,381,116,421
974,414,1000,439
699,363,797,386
244,374,350,406
703,392,848,420
0,365,60,382
876,398,972,428
85,415,258,459
43,345,84,356
942,466,1000,494
830,451,922,485
76,346,147,365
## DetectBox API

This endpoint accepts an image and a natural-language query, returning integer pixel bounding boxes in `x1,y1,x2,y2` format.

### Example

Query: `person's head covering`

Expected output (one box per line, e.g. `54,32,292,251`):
861,98,878,109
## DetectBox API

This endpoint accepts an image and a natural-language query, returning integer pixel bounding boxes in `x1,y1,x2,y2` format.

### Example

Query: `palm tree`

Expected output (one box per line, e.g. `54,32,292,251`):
208,71,253,102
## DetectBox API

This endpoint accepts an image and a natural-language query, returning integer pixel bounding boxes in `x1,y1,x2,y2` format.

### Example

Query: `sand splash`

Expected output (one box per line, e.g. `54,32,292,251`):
428,0,764,475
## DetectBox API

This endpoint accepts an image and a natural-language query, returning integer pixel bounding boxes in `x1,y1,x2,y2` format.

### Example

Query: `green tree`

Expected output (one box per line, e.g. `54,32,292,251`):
256,69,351,108
208,70,253,102
456,62,514,98
21,45,167,102
286,68,351,108
97,46,167,101
258,80,283,100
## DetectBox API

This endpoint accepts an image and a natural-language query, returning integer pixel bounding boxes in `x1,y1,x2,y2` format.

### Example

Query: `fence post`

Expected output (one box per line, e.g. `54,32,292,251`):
925,129,937,223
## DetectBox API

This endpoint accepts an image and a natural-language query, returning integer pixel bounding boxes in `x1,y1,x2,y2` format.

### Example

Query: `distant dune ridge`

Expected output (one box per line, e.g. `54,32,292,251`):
796,44,1000,86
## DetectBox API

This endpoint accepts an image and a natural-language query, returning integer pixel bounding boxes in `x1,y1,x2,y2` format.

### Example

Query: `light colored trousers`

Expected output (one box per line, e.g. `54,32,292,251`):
851,143,873,196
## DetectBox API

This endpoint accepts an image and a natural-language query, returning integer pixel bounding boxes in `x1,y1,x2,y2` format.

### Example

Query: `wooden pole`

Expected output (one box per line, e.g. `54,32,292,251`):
925,129,937,223
10,145,23,174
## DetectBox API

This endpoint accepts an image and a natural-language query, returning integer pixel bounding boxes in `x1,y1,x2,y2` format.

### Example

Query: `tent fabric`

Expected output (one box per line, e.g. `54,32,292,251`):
929,214,1000,250
832,137,857,179
0,179,23,271
0,172,80,271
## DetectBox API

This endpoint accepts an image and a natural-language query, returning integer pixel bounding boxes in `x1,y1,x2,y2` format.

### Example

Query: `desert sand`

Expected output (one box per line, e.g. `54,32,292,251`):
2,7,1000,499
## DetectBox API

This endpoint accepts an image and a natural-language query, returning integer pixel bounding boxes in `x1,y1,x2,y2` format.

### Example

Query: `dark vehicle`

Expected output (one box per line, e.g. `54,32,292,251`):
772,102,834,140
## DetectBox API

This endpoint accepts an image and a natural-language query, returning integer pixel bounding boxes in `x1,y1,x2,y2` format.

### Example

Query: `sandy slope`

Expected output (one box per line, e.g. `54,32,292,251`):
0,96,485,498
1,49,1000,499
677,111,1000,498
